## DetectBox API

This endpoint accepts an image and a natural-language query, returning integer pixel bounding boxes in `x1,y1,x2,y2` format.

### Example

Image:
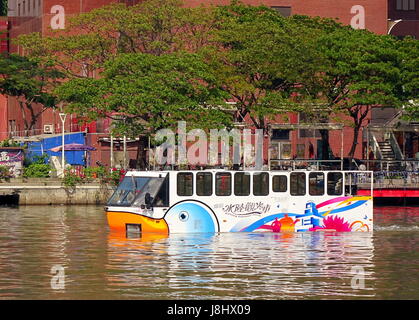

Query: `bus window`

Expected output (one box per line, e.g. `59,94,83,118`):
153,175,170,206
216,172,232,196
290,172,306,196
196,172,212,196
253,172,269,196
327,172,343,196
309,172,324,196
234,172,250,196
177,172,193,196
345,172,362,196
272,175,287,192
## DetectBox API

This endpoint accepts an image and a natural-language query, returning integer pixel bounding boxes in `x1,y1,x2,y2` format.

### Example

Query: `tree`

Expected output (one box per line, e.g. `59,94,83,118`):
397,37,419,121
16,0,218,79
0,54,64,135
295,25,410,158
0,0,7,16
205,3,297,133
55,52,231,168
16,0,231,167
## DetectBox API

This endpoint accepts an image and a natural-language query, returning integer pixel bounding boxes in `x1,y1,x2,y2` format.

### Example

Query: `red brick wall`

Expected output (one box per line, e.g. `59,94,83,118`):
388,0,419,37
0,95,8,140
185,0,292,7
292,0,388,34
2,0,389,163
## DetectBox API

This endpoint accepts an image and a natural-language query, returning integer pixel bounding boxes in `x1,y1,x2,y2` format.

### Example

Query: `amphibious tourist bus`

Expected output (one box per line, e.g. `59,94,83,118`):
105,170,373,234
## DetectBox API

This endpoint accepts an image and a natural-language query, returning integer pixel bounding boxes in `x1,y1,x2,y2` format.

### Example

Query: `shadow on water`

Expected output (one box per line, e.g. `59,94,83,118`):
0,193,19,207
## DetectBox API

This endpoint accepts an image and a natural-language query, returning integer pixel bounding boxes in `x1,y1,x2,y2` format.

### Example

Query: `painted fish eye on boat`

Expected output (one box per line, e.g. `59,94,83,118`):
179,211,189,222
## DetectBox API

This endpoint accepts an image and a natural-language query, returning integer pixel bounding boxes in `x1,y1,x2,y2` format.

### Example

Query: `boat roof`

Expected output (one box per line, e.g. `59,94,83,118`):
124,169,371,176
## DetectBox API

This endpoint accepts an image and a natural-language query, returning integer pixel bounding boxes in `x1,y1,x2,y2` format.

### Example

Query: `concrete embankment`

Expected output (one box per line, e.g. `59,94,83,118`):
0,178,115,205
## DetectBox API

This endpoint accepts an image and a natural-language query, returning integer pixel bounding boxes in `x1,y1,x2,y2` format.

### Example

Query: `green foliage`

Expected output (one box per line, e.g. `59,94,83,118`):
61,166,125,187
55,52,231,136
83,166,108,180
0,139,22,147
23,154,52,178
0,0,6,16
14,0,418,157
0,54,65,132
0,165,13,181
23,163,52,178
62,170,84,188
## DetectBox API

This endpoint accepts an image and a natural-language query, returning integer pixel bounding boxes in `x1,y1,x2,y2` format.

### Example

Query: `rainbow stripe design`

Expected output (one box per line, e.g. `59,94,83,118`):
230,196,371,233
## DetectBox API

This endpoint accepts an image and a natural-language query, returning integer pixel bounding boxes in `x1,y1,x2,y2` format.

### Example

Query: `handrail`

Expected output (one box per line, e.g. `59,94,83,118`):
389,131,404,160
369,132,383,160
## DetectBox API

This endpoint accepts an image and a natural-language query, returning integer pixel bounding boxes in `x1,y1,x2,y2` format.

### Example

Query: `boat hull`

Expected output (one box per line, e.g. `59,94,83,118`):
106,211,169,234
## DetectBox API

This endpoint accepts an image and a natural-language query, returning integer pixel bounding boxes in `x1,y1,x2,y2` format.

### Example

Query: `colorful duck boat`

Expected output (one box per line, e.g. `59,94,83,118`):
105,170,373,235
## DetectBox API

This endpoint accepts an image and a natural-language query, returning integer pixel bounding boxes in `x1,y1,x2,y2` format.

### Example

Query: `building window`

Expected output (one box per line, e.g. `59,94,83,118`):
396,0,415,10
153,176,169,207
234,172,250,196
22,1,25,15
290,172,306,196
216,172,231,196
272,175,287,192
18,3,21,16
299,113,321,138
177,172,193,196
253,172,269,196
271,129,290,140
297,144,305,159
196,172,212,196
309,172,325,196
271,6,291,17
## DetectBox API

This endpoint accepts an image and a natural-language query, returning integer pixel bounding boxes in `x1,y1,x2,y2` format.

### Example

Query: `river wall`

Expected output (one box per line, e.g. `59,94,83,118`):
0,178,115,205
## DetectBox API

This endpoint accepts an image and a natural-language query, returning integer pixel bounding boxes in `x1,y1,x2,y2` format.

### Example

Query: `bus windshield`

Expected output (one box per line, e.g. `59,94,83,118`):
107,175,167,207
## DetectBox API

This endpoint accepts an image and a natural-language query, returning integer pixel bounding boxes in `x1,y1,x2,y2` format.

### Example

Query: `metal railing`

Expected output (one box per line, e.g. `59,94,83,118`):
269,159,348,171
388,131,404,160
365,159,419,172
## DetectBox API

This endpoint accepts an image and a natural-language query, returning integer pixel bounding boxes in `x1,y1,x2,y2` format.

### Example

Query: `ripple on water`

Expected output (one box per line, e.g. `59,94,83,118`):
0,205,418,299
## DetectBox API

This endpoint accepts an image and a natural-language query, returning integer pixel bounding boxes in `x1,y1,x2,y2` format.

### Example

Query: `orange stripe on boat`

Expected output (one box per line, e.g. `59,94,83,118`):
107,211,169,234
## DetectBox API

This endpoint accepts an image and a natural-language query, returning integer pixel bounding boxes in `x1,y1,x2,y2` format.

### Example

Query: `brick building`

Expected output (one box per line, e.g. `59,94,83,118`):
1,0,418,167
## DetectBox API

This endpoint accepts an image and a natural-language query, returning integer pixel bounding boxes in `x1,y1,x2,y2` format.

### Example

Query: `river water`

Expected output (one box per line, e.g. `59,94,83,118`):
0,205,418,300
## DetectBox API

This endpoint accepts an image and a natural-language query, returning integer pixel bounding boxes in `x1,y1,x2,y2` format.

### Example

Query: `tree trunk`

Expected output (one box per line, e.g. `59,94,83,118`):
319,129,331,160
348,123,361,159
135,135,148,170
348,106,369,160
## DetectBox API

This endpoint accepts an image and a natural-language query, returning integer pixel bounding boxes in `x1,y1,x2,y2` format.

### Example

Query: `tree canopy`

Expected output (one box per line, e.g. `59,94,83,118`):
0,54,64,133
6,0,418,163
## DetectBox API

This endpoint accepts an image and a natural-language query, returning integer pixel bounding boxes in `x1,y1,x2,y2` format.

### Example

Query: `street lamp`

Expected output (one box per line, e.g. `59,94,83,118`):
59,112,67,176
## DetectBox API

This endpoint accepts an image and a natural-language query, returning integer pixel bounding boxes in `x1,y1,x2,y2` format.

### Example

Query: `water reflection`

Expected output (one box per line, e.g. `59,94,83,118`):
0,205,418,299
105,230,375,299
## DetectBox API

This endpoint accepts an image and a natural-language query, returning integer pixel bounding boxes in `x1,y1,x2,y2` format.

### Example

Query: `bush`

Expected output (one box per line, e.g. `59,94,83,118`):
83,166,107,180
23,163,52,178
62,170,84,188
0,139,22,148
0,165,13,181
23,154,53,178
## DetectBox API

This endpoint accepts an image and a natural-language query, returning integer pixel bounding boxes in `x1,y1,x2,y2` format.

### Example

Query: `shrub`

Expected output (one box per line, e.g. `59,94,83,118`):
23,154,53,178
0,165,13,181
62,170,84,188
23,163,52,178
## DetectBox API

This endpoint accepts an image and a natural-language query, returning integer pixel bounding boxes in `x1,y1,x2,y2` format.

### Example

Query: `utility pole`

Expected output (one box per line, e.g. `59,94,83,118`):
59,113,67,176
